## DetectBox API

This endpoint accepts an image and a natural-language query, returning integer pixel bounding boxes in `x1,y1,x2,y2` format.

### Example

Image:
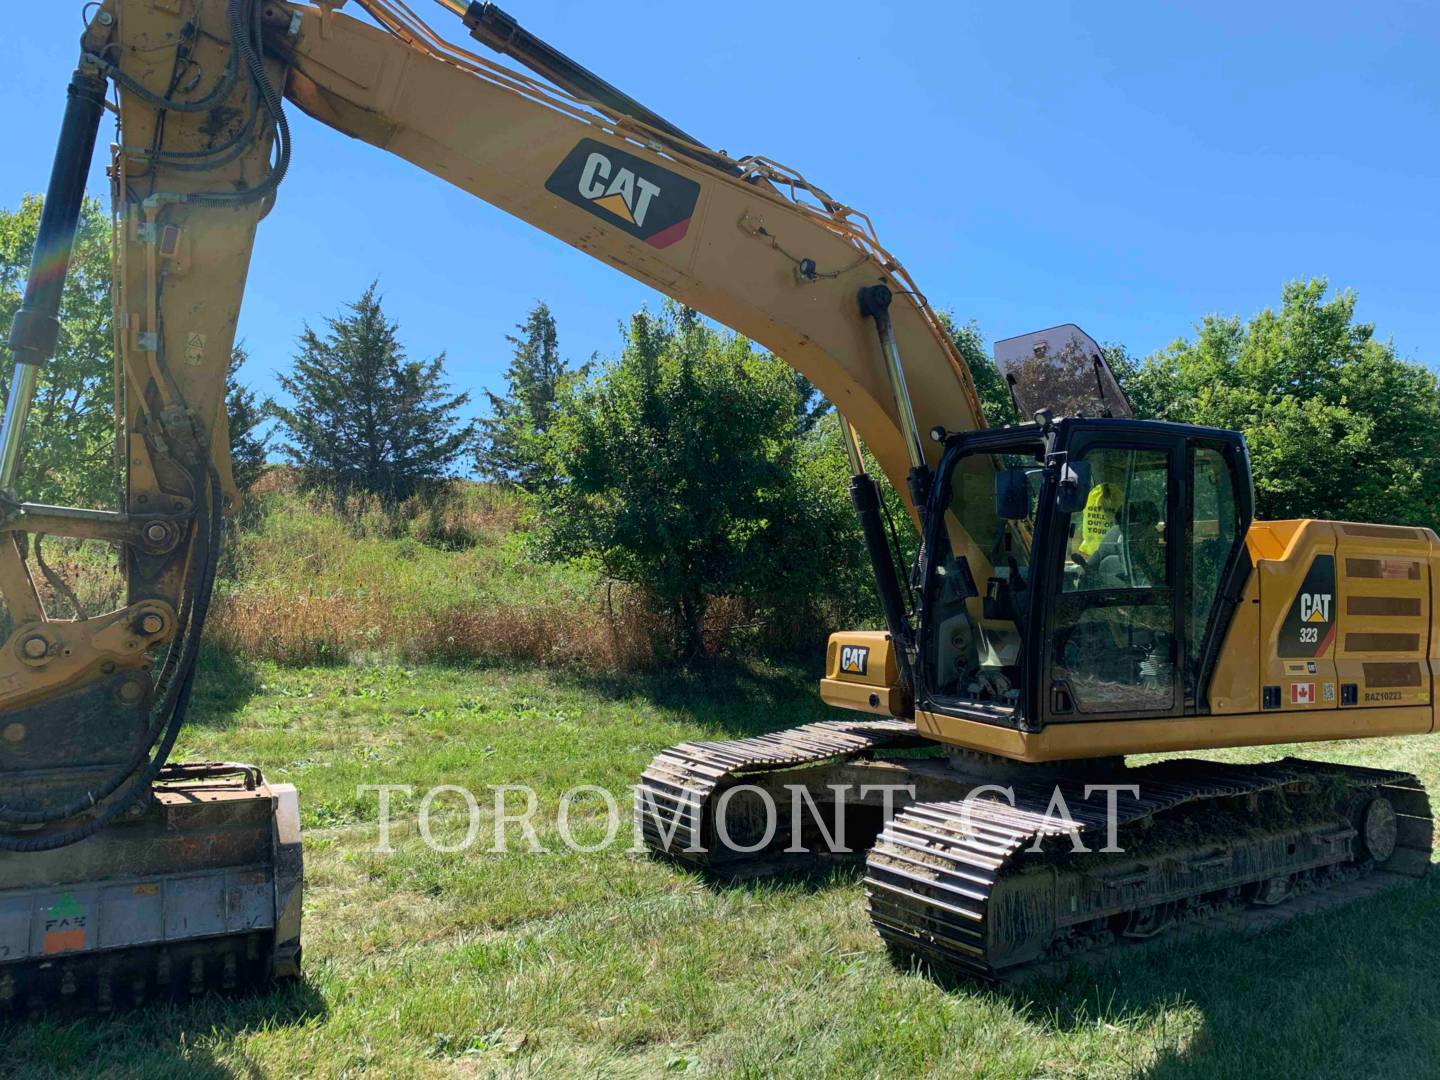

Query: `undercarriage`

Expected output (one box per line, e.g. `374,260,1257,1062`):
636,720,1433,982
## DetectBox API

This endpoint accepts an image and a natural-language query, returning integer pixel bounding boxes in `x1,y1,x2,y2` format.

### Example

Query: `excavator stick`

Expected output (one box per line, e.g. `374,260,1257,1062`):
0,0,302,1015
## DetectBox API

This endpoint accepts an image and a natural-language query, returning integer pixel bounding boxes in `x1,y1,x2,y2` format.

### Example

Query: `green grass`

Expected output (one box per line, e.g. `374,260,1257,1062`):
4,655,1438,1078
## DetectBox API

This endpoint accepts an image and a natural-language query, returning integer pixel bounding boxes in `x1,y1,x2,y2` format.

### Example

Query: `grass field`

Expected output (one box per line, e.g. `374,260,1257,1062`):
3,654,1437,1079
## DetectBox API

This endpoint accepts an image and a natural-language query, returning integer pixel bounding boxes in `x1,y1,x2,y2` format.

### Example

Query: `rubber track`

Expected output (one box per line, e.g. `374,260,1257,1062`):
635,718,928,864
865,758,1432,981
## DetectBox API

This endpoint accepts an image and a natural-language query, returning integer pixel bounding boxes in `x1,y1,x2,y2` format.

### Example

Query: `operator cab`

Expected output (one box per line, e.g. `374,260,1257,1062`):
915,329,1254,731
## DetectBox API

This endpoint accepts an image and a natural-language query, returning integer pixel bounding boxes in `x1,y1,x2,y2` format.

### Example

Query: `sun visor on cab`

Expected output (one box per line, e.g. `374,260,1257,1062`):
993,324,1133,421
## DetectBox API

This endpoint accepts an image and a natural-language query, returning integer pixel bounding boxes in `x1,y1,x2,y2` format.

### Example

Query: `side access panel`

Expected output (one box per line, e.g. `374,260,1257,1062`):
1254,520,1437,720
819,631,906,717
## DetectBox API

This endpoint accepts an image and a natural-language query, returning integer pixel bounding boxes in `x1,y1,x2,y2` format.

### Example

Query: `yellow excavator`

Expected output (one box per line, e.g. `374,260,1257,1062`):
0,0,1432,1011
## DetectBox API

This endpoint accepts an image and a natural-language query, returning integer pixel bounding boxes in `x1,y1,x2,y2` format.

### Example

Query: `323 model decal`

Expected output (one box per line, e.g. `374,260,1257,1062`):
1278,554,1336,658
546,138,701,249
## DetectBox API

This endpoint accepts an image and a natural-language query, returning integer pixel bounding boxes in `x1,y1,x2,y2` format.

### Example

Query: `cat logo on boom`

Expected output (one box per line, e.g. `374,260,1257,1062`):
546,138,701,249
840,645,870,676
578,154,661,227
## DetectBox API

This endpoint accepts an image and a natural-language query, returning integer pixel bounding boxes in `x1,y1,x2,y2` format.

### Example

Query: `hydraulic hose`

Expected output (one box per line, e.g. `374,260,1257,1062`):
85,0,244,114
183,0,290,206
139,90,263,170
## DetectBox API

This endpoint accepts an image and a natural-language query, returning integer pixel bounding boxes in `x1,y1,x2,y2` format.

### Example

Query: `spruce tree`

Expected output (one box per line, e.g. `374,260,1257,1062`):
225,343,271,493
273,283,475,500
476,302,585,491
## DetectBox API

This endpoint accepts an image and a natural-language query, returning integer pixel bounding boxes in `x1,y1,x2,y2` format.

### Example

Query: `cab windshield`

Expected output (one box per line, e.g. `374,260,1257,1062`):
922,424,1247,725
1050,446,1175,716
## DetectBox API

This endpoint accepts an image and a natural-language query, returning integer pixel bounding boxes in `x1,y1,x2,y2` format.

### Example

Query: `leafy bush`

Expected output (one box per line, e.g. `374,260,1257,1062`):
540,305,868,658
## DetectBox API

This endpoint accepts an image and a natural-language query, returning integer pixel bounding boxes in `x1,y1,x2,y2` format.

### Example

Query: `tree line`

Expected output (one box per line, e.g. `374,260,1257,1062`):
3,194,1439,656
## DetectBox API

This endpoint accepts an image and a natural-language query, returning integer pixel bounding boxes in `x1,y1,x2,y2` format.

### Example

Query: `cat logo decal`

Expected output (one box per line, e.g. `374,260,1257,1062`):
546,138,700,249
1279,555,1337,658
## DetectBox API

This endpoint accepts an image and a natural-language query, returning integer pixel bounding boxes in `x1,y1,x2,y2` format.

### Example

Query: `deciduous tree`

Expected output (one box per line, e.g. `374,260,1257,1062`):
0,195,115,507
937,313,1017,427
544,305,850,657
1128,278,1440,525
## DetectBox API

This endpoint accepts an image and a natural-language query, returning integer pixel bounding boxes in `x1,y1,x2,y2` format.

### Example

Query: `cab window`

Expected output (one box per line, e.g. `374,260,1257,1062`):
926,444,1045,709
1189,445,1240,676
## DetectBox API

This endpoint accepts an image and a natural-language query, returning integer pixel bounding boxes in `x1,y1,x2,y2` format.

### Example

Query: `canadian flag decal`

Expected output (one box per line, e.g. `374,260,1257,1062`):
1290,682,1316,706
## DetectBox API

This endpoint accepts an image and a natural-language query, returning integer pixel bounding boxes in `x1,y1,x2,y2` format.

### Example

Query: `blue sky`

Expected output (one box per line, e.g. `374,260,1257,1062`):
4,0,1437,415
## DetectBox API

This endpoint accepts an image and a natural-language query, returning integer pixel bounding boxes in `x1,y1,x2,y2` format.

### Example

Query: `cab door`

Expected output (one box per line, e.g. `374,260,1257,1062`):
1042,432,1185,722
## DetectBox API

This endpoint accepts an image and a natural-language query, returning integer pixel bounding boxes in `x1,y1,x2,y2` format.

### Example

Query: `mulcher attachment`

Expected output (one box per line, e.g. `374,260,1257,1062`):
0,763,301,1017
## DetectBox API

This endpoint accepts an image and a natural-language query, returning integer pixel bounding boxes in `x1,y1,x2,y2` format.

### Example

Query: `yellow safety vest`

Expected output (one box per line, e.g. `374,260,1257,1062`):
1076,482,1123,558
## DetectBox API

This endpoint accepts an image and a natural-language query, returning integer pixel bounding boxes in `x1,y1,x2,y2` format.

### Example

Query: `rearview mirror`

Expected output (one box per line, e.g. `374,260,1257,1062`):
1055,459,1092,515
995,466,1032,520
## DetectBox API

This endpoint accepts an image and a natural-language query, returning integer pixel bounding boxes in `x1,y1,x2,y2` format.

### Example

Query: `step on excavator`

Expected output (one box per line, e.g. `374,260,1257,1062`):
0,0,1432,1013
